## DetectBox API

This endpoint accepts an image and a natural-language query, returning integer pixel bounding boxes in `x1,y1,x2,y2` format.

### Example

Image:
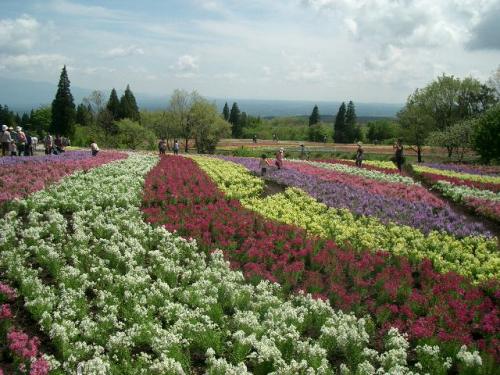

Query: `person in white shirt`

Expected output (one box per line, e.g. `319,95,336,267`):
90,141,99,156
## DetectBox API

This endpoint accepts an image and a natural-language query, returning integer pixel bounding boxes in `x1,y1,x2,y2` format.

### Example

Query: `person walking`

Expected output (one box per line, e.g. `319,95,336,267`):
54,134,65,153
259,154,270,176
275,147,284,170
173,140,179,155
355,142,364,167
394,139,404,172
44,133,53,155
24,132,33,156
16,126,26,156
158,139,167,155
1,125,12,156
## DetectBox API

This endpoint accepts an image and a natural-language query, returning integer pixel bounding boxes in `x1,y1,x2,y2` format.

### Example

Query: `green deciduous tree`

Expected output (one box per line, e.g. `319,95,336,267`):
334,102,346,143
366,119,401,143
119,84,140,122
427,119,475,162
222,102,230,121
115,118,155,150
473,104,500,163
190,98,231,154
30,106,52,136
309,105,320,126
229,102,241,138
51,65,76,137
75,103,93,127
308,123,332,142
107,88,121,120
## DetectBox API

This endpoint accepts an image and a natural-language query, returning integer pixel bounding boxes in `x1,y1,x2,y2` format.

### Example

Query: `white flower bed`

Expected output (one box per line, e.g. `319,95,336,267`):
0,155,483,374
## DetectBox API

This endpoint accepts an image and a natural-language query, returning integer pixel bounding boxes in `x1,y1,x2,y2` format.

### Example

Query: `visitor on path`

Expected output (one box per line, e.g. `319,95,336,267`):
173,140,179,155
253,135,257,143
44,133,53,155
275,148,284,170
158,139,167,155
300,144,307,160
259,154,271,176
16,126,26,156
54,134,65,153
1,125,12,156
9,140,17,156
24,132,33,156
355,142,364,167
394,139,404,172
90,141,99,156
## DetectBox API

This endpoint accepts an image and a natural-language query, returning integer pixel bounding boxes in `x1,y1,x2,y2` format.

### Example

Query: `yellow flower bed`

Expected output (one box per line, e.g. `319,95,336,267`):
413,165,500,184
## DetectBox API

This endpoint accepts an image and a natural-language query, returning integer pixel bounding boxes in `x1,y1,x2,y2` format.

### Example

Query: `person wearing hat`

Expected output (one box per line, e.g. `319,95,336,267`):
1,125,12,156
275,147,284,170
355,142,364,167
16,126,27,156
300,143,306,160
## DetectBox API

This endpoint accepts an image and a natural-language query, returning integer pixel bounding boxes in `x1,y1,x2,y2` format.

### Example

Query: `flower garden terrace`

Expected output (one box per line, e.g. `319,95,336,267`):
0,151,498,374
142,155,499,366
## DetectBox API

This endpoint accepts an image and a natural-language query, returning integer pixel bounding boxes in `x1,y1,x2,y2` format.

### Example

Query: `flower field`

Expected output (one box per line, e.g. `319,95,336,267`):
0,153,498,373
412,163,500,222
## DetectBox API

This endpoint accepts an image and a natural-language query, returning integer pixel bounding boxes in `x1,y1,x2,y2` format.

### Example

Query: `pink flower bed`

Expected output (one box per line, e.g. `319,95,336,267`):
0,151,127,205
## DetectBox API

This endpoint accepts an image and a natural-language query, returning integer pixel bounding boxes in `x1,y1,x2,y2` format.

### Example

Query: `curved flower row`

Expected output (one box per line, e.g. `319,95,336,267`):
421,162,500,177
414,165,500,185
0,155,460,374
0,151,127,205
145,155,499,363
295,159,416,185
418,172,500,193
320,159,399,173
215,156,492,239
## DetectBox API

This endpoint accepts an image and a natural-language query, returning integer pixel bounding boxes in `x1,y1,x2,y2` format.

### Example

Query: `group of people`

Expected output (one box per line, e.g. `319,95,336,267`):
42,134,70,155
259,147,285,176
355,139,404,171
158,139,180,155
1,125,37,157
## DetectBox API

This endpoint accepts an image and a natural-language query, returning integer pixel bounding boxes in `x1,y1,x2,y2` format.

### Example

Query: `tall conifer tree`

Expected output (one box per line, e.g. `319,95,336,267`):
334,102,346,143
222,102,230,121
51,65,76,136
309,105,320,126
229,102,241,138
107,88,121,120
345,101,357,142
119,84,140,121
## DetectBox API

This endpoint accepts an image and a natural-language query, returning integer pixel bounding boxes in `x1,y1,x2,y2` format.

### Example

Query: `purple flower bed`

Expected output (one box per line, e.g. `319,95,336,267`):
0,151,92,166
217,156,492,238
422,163,500,177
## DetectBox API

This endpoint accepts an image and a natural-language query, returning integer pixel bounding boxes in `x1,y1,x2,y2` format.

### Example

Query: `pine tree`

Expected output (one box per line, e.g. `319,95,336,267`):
345,101,357,142
107,88,121,120
309,105,320,126
334,102,347,143
222,102,230,121
229,102,241,138
119,84,140,121
76,103,92,126
51,65,76,137
21,113,30,129
240,111,248,129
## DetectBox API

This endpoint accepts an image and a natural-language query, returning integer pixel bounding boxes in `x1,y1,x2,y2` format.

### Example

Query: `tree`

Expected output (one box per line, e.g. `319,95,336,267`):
75,103,93,127
50,65,76,137
308,123,331,142
115,118,155,150
190,98,231,153
168,89,195,153
222,102,230,121
473,104,500,163
229,102,241,138
106,88,121,120
309,105,320,126
119,84,140,122
366,119,401,143
30,106,52,136
240,111,248,130
21,113,30,129
334,102,347,143
427,119,475,162
142,110,181,150
486,65,500,100
0,104,17,127
398,91,434,162
345,101,357,142
83,90,105,117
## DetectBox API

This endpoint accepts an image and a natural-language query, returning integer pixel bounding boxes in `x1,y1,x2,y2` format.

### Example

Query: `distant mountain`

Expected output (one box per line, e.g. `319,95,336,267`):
0,76,402,118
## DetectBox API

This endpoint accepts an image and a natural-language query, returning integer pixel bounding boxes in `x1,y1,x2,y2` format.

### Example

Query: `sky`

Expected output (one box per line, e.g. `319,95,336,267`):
0,0,499,103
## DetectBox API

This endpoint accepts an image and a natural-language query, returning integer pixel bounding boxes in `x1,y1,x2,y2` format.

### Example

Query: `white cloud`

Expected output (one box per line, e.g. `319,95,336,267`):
262,66,272,76
48,0,127,20
0,14,40,53
105,45,144,58
287,61,326,83
170,55,199,78
0,53,68,70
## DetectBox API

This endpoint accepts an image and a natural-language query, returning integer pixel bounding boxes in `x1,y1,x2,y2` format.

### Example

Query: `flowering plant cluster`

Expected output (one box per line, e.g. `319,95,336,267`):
422,163,500,176
0,282,50,375
143,155,499,365
0,151,127,205
412,164,500,222
319,158,399,173
1,155,476,374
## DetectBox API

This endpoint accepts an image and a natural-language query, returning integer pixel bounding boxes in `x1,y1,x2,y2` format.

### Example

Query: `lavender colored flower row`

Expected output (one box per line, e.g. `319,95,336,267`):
217,156,492,238
422,162,500,177
0,151,92,166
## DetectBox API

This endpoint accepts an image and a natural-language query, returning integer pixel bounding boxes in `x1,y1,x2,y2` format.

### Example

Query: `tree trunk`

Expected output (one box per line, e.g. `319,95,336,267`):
417,146,423,163
184,138,189,153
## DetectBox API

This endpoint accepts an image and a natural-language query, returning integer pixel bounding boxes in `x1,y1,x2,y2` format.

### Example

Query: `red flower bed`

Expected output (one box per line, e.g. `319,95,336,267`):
421,172,500,193
0,282,50,375
287,161,445,207
142,156,500,360
464,197,500,223
0,151,127,205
